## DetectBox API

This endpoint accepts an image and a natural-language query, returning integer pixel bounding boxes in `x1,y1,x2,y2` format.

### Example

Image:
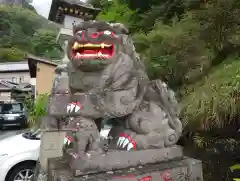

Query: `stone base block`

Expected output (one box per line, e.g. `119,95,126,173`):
48,156,203,181
39,131,66,172
69,146,183,176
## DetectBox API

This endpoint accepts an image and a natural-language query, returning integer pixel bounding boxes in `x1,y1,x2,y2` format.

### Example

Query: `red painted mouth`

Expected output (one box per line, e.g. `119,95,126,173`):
72,42,114,59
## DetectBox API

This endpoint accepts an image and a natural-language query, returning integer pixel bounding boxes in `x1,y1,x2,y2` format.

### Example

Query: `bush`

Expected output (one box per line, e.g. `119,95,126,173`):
0,47,26,62
28,94,49,128
181,56,240,131
0,5,61,61
96,0,135,27
133,13,213,88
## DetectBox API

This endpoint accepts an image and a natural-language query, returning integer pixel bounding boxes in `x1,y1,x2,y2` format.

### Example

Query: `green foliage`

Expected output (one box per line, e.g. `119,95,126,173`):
28,94,49,128
23,94,34,113
31,29,63,59
134,0,185,32
0,47,26,62
97,0,135,26
133,13,212,88
181,57,240,131
194,0,240,54
0,5,62,61
193,134,239,151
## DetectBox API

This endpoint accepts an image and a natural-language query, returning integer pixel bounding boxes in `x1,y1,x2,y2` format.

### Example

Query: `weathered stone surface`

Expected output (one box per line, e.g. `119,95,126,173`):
48,93,89,116
52,74,70,94
68,146,183,176
39,131,66,172
48,93,69,115
49,157,203,181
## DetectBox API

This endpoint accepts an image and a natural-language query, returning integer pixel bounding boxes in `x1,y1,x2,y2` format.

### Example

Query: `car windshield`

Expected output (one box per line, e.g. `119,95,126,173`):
0,103,23,114
22,129,41,140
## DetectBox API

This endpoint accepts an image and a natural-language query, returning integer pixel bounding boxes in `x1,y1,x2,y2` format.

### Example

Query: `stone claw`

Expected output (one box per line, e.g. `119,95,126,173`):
67,102,82,113
116,133,136,151
64,136,73,145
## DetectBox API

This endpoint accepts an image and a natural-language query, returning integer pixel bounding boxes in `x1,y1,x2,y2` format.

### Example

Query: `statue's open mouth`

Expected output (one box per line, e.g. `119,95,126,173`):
72,42,114,59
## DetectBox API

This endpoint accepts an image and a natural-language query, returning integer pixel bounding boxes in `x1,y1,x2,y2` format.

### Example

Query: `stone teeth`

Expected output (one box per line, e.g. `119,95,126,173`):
73,42,78,49
84,43,99,47
83,43,90,47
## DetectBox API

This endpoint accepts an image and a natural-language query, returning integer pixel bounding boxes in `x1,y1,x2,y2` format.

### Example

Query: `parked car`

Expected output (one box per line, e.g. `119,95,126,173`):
0,121,113,181
0,101,28,129
0,130,40,181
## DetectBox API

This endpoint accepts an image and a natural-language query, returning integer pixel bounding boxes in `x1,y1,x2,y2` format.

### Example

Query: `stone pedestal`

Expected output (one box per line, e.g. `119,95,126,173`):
47,156,203,181
68,146,183,176
39,131,66,172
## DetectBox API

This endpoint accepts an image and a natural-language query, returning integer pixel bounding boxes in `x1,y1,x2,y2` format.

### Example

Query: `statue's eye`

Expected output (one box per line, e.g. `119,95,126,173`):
76,30,82,35
103,30,112,35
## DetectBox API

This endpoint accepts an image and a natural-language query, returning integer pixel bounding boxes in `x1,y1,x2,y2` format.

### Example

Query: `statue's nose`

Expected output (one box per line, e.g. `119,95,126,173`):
85,29,99,39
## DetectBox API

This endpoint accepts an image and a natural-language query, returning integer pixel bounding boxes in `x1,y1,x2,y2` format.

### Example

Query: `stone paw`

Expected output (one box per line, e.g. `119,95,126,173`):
116,133,137,151
67,102,83,113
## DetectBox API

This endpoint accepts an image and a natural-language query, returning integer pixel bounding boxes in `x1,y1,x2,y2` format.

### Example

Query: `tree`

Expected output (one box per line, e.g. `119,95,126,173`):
0,5,61,61
31,29,63,59
97,0,135,27
0,47,26,62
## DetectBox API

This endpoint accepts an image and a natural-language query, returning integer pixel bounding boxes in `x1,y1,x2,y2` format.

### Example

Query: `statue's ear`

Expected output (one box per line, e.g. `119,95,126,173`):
72,24,82,34
109,22,129,34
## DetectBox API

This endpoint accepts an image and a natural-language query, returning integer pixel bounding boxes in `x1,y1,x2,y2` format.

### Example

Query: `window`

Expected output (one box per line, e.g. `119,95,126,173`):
0,92,10,97
19,76,24,83
0,103,23,113
12,77,17,83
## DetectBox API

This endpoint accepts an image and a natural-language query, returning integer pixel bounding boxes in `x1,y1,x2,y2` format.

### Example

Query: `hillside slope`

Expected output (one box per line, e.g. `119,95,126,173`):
181,56,240,132
0,5,63,62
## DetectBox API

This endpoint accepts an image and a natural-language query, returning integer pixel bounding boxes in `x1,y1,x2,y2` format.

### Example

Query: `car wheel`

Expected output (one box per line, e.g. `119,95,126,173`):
6,162,35,181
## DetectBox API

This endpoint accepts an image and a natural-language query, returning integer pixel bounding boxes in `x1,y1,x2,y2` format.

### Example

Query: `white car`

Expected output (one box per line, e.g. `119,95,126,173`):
0,130,40,181
0,124,112,181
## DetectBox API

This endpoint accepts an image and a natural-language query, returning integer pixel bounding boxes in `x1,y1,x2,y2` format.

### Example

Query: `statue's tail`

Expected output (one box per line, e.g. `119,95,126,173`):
151,80,183,143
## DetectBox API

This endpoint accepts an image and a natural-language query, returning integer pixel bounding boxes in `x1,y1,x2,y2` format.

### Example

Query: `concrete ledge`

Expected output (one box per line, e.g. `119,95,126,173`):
49,156,203,181
69,146,183,176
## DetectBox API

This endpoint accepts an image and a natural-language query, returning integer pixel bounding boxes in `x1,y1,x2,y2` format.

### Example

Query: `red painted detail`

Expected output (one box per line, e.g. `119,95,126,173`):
82,31,85,41
160,170,172,181
71,102,84,110
119,133,137,149
138,175,152,181
91,32,99,38
66,136,73,142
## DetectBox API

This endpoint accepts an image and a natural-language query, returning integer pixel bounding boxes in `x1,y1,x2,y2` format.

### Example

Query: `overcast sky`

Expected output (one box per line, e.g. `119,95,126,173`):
31,0,86,18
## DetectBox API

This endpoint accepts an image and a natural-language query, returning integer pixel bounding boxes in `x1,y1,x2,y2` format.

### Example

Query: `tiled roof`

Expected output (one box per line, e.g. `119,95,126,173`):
27,54,59,66
0,80,31,91
0,62,29,72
